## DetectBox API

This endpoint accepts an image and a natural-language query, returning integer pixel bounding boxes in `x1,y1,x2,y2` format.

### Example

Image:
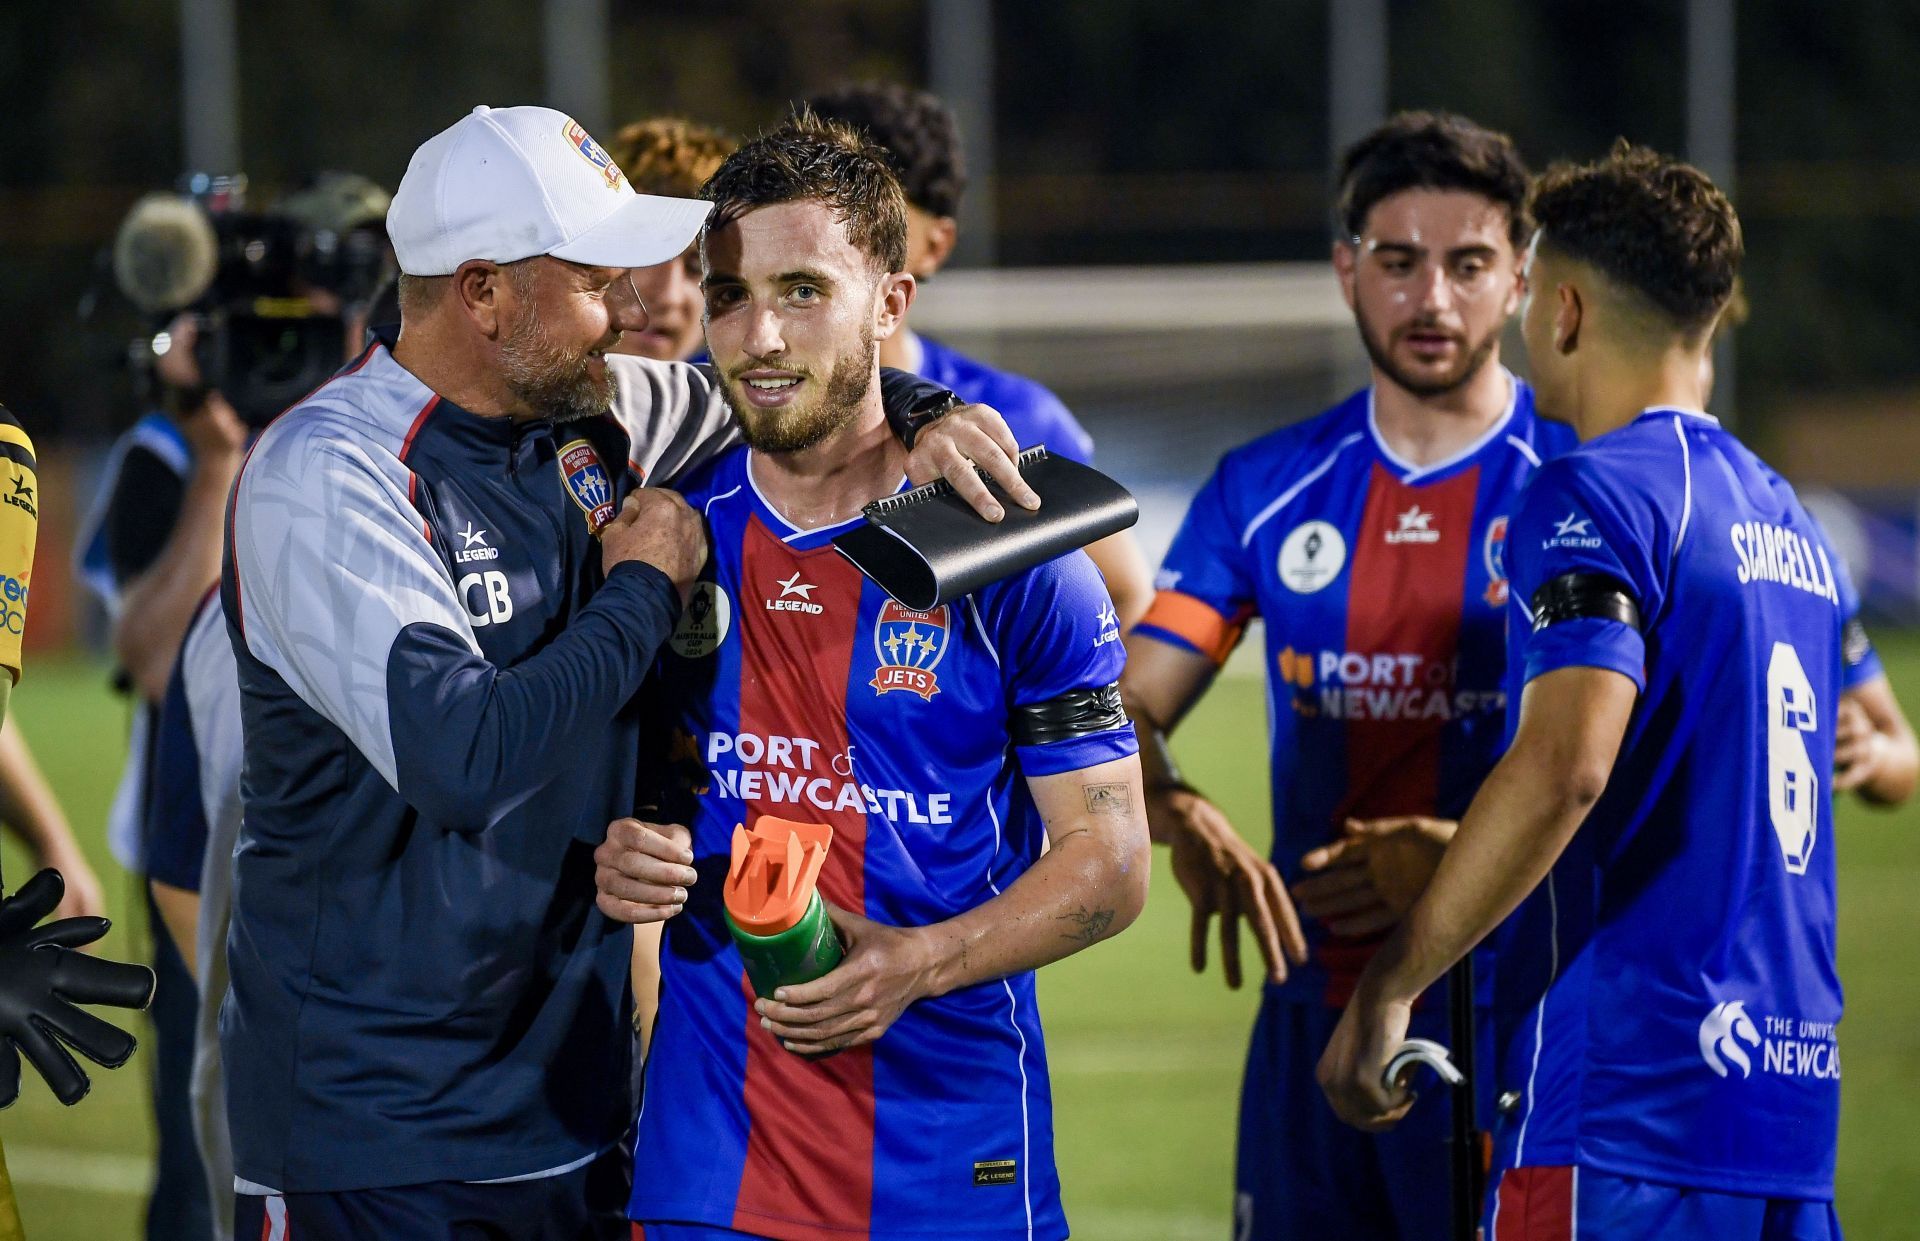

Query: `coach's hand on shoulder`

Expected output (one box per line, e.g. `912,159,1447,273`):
904,404,1042,524
602,489,709,602
1156,786,1309,989
1292,816,1455,937
752,904,936,1056
593,818,697,925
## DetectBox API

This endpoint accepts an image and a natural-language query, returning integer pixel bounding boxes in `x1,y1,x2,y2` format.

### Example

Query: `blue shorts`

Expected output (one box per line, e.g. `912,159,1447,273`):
234,1145,630,1240
1235,993,1491,1241
633,1226,769,1240
1485,1166,1840,1241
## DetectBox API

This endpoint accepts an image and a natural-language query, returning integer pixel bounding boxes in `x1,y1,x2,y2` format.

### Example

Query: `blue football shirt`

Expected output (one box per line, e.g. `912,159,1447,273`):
628,446,1135,1240
1138,376,1575,1004
911,333,1095,465
1493,407,1877,1199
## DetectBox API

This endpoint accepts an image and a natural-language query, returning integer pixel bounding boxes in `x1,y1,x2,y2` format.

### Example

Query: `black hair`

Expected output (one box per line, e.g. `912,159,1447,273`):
1336,111,1531,246
804,81,965,219
1530,139,1742,333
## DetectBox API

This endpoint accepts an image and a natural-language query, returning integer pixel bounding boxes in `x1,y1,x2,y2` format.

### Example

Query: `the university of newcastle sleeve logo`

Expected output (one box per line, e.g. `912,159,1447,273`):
871,601,949,700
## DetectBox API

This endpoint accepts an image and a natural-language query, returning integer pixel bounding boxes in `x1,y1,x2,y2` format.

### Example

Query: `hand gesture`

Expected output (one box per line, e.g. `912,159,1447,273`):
1155,786,1308,988
0,869,156,1107
751,904,934,1056
904,404,1042,523
593,818,697,924
1293,816,1456,937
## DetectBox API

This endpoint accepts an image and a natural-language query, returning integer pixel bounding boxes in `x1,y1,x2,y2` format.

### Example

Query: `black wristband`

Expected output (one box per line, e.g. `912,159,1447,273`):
878,367,964,450
1529,572,1641,632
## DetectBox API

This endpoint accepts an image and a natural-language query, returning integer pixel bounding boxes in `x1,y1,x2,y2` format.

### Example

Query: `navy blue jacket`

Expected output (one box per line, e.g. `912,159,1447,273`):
221,338,951,1190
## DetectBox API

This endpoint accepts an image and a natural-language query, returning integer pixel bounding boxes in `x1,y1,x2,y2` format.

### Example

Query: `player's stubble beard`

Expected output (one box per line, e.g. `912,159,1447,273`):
1355,303,1501,399
722,321,877,455
498,290,618,423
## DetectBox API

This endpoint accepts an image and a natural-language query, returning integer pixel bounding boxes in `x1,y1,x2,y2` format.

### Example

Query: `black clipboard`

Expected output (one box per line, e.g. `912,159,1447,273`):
832,448,1139,610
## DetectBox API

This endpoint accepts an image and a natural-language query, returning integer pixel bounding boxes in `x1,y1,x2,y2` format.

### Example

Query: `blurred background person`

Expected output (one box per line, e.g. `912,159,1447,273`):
606,117,737,364
806,80,1155,628
70,299,236,1241
69,169,392,1241
1122,112,1554,1241
142,587,238,1241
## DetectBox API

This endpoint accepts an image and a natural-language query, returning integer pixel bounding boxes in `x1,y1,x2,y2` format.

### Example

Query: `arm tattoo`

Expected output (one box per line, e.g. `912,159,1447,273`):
1082,782,1131,816
1058,905,1116,944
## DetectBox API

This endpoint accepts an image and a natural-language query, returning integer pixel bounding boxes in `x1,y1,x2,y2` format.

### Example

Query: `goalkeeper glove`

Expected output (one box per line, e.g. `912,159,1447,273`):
0,868,155,1107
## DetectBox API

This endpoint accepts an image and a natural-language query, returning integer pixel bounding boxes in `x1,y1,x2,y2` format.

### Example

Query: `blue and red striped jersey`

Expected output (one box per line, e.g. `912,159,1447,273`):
630,446,1135,1241
1137,377,1575,1004
1490,409,1875,1199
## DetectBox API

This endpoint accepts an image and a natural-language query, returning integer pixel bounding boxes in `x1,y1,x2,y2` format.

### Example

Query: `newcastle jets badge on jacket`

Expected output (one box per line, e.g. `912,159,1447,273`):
559,438,616,535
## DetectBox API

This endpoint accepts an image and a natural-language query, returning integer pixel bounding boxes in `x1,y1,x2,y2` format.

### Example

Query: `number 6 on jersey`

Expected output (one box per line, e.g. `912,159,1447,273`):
1767,640,1818,874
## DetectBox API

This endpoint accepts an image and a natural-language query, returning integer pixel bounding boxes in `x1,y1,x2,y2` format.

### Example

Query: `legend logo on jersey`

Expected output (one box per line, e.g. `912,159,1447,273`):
1278,521,1346,594
1483,515,1510,605
455,522,500,563
562,118,629,191
1544,511,1604,550
871,601,949,699
558,439,616,535
766,571,825,615
1385,505,1440,545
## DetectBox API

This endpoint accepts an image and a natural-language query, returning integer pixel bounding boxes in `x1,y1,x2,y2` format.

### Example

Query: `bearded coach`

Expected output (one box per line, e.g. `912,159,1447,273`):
220,104,1032,1240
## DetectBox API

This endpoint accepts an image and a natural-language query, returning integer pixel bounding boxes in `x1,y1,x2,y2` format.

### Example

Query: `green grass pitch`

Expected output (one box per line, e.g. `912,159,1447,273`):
3,643,1917,1238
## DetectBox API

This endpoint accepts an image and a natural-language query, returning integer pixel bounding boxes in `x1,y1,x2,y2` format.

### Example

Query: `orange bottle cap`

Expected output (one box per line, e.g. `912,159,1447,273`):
722,815,834,935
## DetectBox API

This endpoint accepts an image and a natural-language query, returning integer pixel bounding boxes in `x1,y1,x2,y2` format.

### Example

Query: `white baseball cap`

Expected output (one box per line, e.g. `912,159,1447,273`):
388,104,711,277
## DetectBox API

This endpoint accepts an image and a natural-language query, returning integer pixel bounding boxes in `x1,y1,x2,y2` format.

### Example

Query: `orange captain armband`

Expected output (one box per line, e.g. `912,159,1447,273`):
1138,590,1249,666
0,408,37,684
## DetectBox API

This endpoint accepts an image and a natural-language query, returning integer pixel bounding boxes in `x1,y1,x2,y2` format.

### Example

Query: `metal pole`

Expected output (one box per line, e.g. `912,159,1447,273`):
927,0,997,267
546,0,611,138
180,0,241,173
1328,0,1389,170
1687,0,1737,421
1446,957,1482,1241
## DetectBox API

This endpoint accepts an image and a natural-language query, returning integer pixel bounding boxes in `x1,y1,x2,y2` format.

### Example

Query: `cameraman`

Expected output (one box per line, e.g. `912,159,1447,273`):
74,171,391,1241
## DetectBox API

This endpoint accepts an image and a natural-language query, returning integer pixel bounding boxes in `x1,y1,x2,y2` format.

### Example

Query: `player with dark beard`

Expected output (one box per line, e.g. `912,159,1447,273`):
1122,113,1572,1240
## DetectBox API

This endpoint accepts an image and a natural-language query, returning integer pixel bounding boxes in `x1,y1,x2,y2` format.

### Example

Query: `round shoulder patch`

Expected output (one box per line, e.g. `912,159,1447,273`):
1277,521,1346,594
669,582,731,658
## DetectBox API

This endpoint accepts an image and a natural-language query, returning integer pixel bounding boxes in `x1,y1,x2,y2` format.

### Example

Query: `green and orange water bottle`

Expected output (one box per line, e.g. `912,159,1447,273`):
722,815,845,999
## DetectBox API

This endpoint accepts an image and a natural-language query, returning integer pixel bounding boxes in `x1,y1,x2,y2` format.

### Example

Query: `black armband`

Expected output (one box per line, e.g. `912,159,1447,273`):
879,367,964,449
1010,683,1128,747
1842,617,1873,670
1529,572,1641,632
